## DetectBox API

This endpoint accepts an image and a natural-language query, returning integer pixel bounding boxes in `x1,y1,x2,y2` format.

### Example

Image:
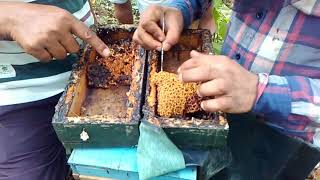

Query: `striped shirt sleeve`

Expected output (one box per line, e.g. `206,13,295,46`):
253,74,320,144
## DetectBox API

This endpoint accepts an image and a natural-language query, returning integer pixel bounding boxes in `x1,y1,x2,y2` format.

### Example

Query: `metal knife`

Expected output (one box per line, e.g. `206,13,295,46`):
160,14,165,71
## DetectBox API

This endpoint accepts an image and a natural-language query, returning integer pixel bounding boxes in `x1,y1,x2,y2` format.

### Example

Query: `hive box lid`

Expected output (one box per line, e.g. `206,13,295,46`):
69,148,197,180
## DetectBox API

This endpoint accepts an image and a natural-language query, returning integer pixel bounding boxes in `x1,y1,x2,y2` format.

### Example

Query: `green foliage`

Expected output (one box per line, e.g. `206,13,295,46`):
212,0,231,54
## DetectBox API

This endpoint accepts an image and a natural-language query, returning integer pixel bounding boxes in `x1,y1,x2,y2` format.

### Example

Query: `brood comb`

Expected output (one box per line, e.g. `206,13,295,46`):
87,41,137,88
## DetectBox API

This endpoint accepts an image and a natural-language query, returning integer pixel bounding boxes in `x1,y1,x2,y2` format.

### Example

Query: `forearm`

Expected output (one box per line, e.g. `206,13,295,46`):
253,74,320,143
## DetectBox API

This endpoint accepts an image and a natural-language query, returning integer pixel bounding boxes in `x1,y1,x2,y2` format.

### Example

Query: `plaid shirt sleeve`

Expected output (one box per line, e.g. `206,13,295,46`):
166,0,209,28
253,74,320,142
222,1,320,144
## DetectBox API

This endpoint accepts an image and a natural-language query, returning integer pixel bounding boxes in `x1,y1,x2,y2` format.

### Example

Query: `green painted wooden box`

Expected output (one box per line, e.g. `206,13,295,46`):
52,26,145,150
143,29,229,149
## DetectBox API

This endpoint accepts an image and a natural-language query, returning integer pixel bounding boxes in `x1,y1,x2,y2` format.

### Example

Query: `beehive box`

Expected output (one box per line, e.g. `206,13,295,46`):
144,29,229,149
53,26,145,149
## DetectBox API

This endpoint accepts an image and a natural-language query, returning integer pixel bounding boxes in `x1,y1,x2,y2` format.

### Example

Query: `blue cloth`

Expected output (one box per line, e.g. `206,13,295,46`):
137,121,186,180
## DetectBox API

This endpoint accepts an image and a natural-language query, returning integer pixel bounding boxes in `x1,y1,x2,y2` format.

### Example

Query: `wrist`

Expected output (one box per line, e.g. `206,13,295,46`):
165,3,188,28
246,72,259,112
250,73,268,113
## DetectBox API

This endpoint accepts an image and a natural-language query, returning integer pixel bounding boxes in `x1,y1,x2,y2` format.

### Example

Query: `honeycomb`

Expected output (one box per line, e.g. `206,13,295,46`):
151,71,203,117
184,94,203,114
87,41,137,88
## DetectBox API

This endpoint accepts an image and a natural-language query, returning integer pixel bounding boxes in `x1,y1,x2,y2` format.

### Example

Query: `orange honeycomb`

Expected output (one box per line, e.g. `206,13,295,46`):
88,41,137,87
151,71,202,117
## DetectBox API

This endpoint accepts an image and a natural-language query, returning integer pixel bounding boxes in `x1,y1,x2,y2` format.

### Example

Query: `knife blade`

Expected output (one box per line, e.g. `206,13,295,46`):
160,14,165,71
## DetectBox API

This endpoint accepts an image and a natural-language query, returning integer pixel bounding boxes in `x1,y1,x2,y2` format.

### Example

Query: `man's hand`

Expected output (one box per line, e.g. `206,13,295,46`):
178,51,259,113
2,2,109,61
133,5,183,51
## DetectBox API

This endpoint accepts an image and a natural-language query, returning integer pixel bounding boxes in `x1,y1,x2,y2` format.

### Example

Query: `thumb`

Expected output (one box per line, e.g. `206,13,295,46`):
190,50,202,58
162,7,184,51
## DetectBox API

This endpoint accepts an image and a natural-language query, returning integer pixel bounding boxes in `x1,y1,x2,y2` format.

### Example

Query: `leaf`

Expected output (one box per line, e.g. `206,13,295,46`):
211,0,231,54
213,42,222,54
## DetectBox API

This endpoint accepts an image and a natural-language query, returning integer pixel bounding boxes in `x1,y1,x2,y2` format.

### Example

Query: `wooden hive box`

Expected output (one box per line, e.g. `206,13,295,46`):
53,25,145,149
144,29,229,149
